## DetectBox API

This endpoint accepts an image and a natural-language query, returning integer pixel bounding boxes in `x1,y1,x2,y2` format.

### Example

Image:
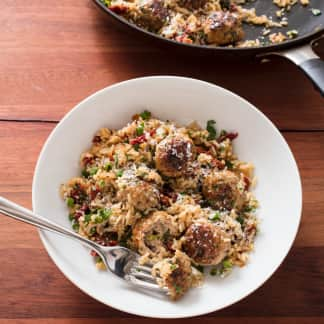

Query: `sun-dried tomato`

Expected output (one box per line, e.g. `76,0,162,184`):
217,132,238,142
243,176,250,190
130,134,146,145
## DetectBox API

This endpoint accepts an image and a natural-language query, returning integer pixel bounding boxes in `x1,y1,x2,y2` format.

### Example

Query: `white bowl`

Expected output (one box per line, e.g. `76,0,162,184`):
32,76,302,318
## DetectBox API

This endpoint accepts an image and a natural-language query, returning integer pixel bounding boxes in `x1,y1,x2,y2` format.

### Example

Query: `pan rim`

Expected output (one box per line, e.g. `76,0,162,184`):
93,0,324,53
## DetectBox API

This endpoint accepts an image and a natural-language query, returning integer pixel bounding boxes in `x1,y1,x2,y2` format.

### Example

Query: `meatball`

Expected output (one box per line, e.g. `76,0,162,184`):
182,221,230,265
132,211,179,261
117,179,160,212
152,250,193,300
135,0,168,31
203,11,244,45
155,134,195,177
202,170,244,210
177,0,208,10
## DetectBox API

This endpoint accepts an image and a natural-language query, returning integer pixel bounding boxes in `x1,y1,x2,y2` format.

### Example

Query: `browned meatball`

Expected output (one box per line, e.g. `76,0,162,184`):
152,250,193,300
182,221,230,265
204,11,244,45
117,180,160,212
202,170,244,210
155,134,195,177
132,211,179,261
135,0,168,32
177,0,208,10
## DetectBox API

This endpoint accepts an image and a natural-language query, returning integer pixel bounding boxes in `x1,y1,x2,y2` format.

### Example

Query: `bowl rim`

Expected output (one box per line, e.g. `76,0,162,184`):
32,75,303,318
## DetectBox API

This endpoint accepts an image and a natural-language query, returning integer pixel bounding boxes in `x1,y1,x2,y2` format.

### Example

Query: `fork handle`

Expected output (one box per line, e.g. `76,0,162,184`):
0,196,105,259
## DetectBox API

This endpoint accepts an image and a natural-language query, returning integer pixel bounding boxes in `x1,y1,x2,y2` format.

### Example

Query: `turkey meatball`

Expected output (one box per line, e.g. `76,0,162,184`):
132,211,178,260
182,221,230,265
204,11,244,45
202,170,244,210
136,0,168,31
153,250,193,300
117,178,160,212
155,134,195,177
177,0,208,10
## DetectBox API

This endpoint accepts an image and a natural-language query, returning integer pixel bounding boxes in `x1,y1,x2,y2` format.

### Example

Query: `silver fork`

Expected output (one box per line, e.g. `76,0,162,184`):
0,196,167,294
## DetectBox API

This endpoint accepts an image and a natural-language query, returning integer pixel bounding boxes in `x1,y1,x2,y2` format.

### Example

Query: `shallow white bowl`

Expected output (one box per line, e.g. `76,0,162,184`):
32,76,302,318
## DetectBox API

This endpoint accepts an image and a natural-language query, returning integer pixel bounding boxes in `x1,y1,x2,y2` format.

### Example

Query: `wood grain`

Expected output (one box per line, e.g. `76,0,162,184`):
0,0,324,322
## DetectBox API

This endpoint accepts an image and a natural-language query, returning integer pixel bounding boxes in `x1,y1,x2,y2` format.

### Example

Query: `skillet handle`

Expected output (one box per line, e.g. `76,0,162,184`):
259,40,324,96
299,59,324,96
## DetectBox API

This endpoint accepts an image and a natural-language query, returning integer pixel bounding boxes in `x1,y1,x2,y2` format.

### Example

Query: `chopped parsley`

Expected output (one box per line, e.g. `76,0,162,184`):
104,162,112,171
222,259,232,269
116,170,123,177
225,160,234,169
206,120,217,140
66,197,75,208
170,263,178,271
210,268,218,276
99,208,112,221
140,110,151,120
237,215,244,225
89,167,98,176
72,220,79,232
81,169,90,178
311,8,321,16
84,214,91,223
193,264,204,273
136,122,145,136
174,285,182,294
89,227,97,235
209,211,221,221
286,30,299,39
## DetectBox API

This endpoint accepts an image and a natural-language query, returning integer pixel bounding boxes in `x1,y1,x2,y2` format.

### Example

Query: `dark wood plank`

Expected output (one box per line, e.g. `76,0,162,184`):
0,1,324,129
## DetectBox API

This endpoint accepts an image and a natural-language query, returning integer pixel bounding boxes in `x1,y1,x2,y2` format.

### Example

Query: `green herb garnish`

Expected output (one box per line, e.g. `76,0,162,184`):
311,8,321,16
99,180,105,188
286,29,299,39
140,110,151,120
68,213,74,221
209,211,221,221
99,208,112,221
222,259,232,269
66,197,75,208
210,268,218,276
225,160,234,169
90,227,97,235
89,167,98,176
72,220,80,232
193,264,204,273
170,264,177,271
104,162,112,171
116,170,123,177
81,169,90,178
206,120,217,140
237,215,244,225
84,214,91,223
133,143,140,151
175,285,182,293
136,122,145,136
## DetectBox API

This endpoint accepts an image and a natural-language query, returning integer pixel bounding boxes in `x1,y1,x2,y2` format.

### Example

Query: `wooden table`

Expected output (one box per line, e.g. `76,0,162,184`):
1,1,324,323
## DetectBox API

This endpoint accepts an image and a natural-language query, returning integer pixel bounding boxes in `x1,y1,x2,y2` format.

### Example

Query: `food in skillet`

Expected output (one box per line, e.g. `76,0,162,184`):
99,0,316,47
61,111,258,300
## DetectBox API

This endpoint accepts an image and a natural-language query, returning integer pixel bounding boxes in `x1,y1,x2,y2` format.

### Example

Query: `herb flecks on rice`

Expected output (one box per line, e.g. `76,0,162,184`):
61,111,258,300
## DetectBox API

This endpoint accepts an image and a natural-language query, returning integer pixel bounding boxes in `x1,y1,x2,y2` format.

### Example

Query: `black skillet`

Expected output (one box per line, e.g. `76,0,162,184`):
94,0,324,95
